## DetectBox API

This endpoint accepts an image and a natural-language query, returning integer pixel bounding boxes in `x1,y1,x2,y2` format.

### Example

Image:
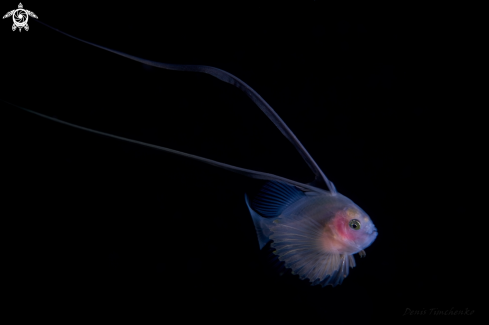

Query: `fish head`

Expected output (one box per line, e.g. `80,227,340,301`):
327,203,378,255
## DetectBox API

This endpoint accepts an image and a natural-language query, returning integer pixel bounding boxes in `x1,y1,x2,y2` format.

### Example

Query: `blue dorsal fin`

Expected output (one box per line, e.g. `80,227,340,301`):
251,181,306,217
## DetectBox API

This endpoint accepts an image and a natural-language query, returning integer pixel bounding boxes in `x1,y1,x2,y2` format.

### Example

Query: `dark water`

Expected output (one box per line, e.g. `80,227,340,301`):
1,1,476,323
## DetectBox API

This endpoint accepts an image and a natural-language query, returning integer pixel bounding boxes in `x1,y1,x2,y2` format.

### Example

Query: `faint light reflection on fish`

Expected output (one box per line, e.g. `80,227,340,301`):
4,19,378,287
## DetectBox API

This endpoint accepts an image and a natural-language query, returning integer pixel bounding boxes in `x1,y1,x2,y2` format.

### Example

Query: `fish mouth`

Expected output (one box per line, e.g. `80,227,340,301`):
358,229,377,249
368,230,378,243
369,228,378,235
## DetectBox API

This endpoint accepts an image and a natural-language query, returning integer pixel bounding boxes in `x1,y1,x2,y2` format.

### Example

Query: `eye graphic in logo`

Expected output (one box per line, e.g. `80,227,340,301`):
3,3,38,32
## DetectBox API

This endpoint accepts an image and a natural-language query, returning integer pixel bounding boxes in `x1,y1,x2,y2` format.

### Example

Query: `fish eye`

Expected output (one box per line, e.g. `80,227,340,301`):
349,219,361,230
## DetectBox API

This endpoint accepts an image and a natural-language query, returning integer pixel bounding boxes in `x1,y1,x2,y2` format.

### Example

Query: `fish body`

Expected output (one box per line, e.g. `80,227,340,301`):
246,181,377,287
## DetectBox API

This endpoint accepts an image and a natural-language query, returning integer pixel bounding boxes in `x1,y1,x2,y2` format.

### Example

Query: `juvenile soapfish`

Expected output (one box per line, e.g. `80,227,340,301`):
8,20,378,287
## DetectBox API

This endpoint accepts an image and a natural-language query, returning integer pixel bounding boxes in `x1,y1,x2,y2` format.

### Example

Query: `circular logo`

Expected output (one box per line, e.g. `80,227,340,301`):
13,9,28,28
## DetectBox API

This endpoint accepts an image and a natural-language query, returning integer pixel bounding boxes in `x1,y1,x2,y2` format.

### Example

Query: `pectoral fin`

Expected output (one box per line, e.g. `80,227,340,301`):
269,210,357,286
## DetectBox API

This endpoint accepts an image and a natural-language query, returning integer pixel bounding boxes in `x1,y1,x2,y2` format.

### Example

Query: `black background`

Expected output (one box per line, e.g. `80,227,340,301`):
1,1,476,323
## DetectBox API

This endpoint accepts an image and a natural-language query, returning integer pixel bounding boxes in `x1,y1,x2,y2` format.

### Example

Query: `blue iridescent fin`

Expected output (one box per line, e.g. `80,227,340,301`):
251,181,306,218
245,194,272,250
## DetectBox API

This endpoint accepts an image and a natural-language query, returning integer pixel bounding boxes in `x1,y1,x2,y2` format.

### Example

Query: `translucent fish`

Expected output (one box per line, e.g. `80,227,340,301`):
4,20,378,287
246,181,377,287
